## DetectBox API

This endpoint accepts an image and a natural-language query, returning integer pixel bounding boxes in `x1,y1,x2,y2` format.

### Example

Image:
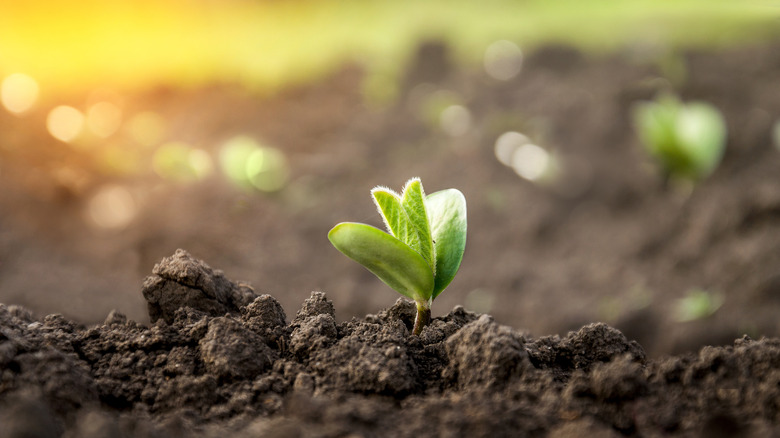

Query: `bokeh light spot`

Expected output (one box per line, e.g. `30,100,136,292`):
97,143,142,176
153,142,212,182
47,106,85,143
188,149,213,178
127,112,166,147
219,136,289,192
87,185,137,230
512,143,550,181
417,89,461,126
246,147,289,192
1,73,39,114
440,105,471,137
87,101,123,138
219,136,257,185
484,40,523,81
494,131,529,166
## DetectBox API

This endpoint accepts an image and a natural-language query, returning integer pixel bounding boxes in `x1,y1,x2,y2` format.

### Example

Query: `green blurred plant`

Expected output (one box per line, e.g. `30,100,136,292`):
674,289,724,322
328,178,467,335
633,94,727,184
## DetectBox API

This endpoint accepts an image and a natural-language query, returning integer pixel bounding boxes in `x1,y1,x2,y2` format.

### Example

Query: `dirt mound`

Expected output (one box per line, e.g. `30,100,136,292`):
0,250,777,437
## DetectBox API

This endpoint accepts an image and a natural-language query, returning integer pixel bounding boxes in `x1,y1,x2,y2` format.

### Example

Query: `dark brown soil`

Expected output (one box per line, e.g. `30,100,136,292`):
2,249,779,437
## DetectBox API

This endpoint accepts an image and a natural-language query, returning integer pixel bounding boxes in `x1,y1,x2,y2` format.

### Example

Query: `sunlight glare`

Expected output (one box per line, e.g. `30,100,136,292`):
87,101,122,138
47,106,85,143
1,73,39,114
127,112,166,147
87,185,137,229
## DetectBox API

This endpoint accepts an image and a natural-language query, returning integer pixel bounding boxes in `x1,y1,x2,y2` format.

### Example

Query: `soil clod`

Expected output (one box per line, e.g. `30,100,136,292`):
141,249,258,324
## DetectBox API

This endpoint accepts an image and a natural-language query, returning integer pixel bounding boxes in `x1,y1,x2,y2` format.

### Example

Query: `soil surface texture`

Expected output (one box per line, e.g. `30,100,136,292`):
1,250,779,437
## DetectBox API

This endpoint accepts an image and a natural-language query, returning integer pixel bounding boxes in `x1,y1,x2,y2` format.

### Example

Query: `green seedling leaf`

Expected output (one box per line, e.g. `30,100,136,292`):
328,222,434,302
400,178,435,271
372,188,423,259
426,188,467,298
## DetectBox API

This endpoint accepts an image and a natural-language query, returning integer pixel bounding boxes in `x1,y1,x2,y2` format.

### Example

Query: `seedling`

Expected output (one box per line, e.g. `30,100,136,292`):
328,178,467,335
633,94,726,184
674,289,724,322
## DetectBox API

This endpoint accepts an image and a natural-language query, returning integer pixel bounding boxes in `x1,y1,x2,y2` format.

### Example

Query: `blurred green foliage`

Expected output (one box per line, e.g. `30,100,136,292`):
633,95,727,183
674,289,724,322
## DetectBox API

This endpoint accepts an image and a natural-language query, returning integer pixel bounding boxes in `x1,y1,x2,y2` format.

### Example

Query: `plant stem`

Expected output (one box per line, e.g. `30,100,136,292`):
412,300,432,336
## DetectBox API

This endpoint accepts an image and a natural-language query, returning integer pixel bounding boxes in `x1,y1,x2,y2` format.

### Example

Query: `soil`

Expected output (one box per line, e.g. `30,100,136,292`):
2,249,779,437
2,41,780,436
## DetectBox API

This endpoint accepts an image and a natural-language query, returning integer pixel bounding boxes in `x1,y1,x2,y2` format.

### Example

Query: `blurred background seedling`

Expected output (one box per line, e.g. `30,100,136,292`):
633,94,727,185
674,289,724,322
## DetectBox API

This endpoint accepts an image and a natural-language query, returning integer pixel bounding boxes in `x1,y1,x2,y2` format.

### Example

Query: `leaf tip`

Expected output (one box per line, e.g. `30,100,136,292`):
370,185,398,197
403,176,422,190
327,222,346,243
